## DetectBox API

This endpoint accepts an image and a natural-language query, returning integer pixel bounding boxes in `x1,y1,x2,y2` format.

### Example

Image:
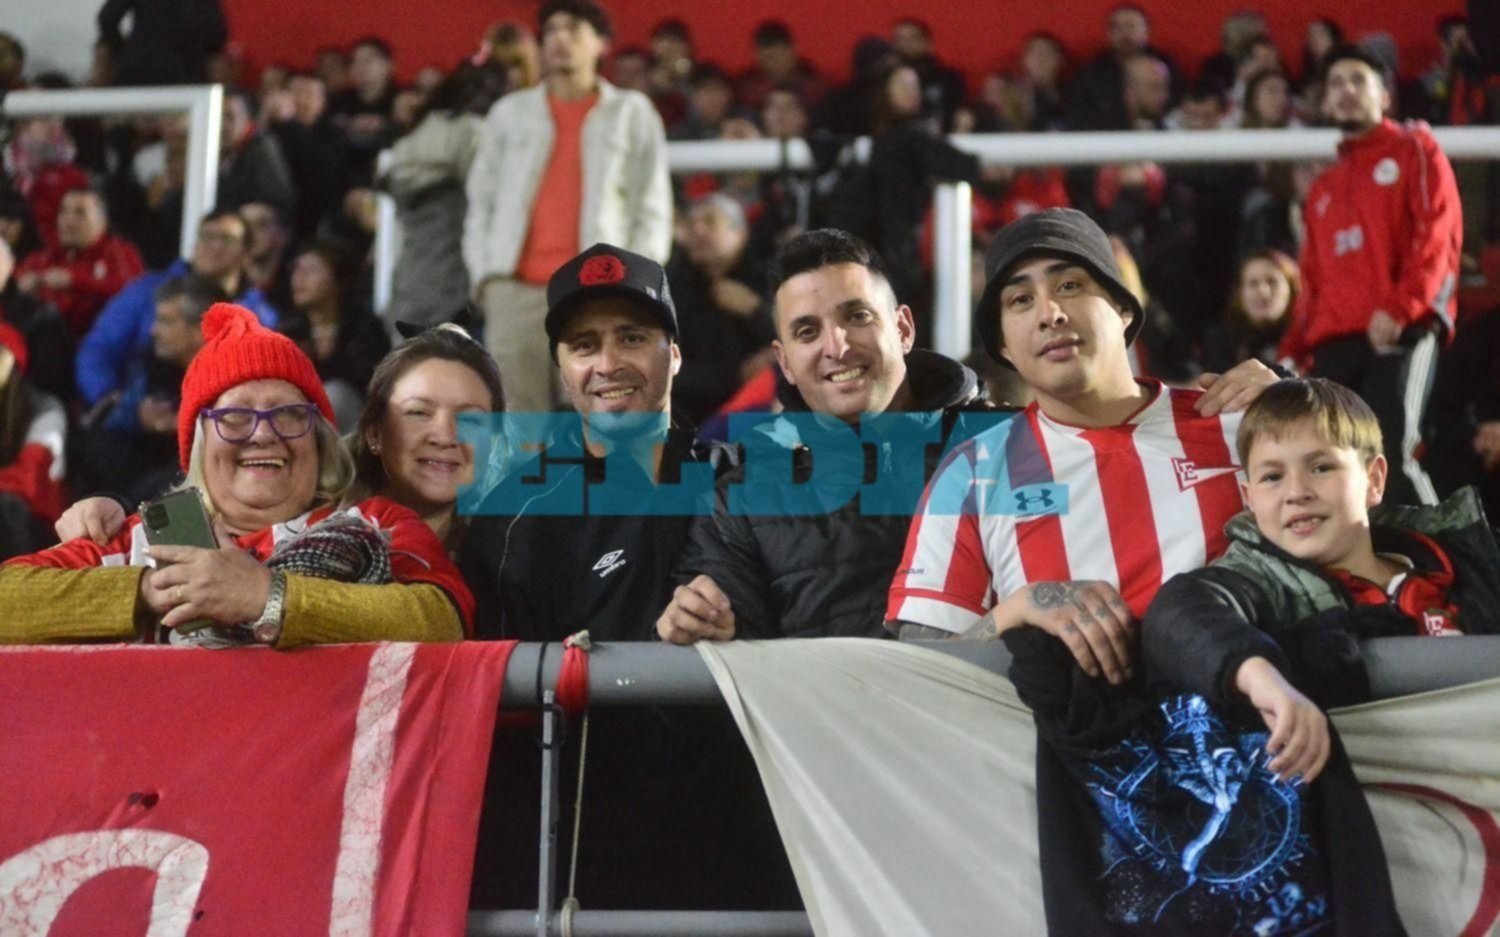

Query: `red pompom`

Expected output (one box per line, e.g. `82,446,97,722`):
200,302,258,342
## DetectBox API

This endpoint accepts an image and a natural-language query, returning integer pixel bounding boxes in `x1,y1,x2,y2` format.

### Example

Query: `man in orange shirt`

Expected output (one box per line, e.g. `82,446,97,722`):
16,187,144,339
464,0,672,414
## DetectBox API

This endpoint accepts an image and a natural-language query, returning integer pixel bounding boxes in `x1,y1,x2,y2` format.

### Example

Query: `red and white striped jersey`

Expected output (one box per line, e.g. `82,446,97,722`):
887,383,1244,634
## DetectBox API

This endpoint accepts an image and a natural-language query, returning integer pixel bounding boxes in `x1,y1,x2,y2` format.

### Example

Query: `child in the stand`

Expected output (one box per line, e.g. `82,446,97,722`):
1009,377,1497,934
1147,377,1500,786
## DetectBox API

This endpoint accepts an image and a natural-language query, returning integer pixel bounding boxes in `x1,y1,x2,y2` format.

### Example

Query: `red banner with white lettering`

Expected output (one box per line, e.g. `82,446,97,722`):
0,641,516,936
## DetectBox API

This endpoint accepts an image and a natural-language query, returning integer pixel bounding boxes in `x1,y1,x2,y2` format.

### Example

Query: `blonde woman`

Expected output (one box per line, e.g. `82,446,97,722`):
1,304,472,646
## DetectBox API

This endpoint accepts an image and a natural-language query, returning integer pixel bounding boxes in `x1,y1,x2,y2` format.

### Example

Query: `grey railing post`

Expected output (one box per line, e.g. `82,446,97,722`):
536,689,562,937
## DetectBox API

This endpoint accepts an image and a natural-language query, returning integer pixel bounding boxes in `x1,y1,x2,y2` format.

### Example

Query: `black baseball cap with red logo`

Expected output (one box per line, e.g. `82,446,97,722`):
544,243,679,358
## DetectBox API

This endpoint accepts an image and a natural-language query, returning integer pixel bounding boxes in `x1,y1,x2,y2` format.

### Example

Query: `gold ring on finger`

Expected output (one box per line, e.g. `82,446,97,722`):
174,585,185,604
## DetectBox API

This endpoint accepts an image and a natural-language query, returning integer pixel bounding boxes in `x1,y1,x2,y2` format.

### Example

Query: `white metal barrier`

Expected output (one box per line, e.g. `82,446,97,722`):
2,85,223,261
664,126,1500,171
932,181,971,360
373,148,399,314
4,90,1496,358
374,126,1500,363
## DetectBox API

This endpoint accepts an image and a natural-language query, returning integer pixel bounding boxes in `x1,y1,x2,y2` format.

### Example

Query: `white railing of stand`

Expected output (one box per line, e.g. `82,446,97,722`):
2,85,223,261
951,126,1500,165
664,126,1500,170
373,126,1500,358
372,148,399,317
932,182,971,360
667,137,817,173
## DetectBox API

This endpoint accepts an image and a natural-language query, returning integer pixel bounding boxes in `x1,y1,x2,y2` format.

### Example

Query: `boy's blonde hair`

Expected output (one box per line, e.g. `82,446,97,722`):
1236,378,1383,466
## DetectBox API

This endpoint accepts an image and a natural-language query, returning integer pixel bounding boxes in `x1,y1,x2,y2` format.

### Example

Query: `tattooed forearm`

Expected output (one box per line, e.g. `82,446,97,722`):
1028,581,1131,619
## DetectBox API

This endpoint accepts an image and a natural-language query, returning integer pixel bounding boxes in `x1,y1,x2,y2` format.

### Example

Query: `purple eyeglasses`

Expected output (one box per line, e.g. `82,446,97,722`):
199,404,320,443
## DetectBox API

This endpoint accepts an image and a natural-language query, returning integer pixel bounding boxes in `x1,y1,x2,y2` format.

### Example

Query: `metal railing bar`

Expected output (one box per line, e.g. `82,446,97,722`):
3,85,222,261
496,639,1015,707
496,636,1500,709
469,909,814,937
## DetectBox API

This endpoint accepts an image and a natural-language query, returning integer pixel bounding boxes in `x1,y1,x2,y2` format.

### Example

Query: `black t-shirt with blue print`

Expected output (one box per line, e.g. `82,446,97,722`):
1003,627,1406,936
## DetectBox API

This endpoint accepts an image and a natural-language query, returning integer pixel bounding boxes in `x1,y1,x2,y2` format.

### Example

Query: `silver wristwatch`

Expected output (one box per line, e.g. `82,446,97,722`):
246,569,287,645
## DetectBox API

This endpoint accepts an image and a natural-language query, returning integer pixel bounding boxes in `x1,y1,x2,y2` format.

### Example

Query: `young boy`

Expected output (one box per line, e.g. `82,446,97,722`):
998,378,1476,933
1146,377,1500,786
1001,379,1471,934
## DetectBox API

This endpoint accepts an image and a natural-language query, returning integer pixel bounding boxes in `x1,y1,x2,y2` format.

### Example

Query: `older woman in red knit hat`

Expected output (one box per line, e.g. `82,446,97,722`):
0,303,473,646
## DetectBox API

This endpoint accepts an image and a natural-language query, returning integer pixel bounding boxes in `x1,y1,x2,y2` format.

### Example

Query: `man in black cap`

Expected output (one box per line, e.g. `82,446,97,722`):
461,242,730,641
460,244,797,914
888,208,1276,681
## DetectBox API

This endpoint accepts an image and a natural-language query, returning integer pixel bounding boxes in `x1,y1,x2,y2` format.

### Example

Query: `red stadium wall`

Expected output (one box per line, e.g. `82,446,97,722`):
222,0,1458,86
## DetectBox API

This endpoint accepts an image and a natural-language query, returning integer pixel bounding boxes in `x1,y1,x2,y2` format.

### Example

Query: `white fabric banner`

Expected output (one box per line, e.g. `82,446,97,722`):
1333,681,1500,937
699,639,1500,937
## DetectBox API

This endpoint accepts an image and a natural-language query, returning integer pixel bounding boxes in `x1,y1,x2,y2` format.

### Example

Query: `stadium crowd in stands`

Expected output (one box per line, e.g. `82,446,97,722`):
1,2,1496,553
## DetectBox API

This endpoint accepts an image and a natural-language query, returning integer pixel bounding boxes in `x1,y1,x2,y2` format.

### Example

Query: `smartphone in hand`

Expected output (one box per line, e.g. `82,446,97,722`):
141,488,218,634
142,488,218,549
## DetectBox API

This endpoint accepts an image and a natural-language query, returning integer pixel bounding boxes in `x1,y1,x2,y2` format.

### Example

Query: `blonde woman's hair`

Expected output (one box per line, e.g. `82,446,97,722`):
180,415,355,518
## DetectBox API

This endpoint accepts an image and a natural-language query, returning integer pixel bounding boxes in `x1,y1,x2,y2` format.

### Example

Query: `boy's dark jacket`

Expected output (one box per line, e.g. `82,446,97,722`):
1146,486,1500,712
996,488,1500,935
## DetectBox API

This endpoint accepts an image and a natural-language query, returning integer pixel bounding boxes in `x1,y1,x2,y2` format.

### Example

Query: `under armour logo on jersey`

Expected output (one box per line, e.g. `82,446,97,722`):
1016,489,1054,511
1314,194,1331,217
592,549,628,578
1172,457,1239,492
1008,483,1068,517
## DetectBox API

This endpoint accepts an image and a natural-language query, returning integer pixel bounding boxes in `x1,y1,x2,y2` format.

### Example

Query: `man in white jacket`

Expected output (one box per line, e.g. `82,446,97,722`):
463,0,672,413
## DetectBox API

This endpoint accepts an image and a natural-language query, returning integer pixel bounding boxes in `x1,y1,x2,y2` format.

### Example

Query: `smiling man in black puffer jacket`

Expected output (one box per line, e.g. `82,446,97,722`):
657,229,1006,642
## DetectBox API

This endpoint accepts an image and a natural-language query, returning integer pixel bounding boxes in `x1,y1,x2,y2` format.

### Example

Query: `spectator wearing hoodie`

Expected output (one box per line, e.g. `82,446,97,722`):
75,209,277,408
0,320,67,559
15,186,144,338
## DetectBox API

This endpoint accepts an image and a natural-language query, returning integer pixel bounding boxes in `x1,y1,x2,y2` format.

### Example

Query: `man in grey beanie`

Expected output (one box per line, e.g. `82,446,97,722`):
889,208,1277,681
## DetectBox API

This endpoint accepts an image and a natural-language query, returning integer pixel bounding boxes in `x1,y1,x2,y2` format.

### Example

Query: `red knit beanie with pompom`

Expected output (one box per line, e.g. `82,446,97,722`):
177,303,334,469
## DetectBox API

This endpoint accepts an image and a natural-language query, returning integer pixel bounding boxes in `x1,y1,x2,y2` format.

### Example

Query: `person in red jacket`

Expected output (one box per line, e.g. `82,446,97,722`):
16,187,145,338
1281,44,1461,506
0,320,67,559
